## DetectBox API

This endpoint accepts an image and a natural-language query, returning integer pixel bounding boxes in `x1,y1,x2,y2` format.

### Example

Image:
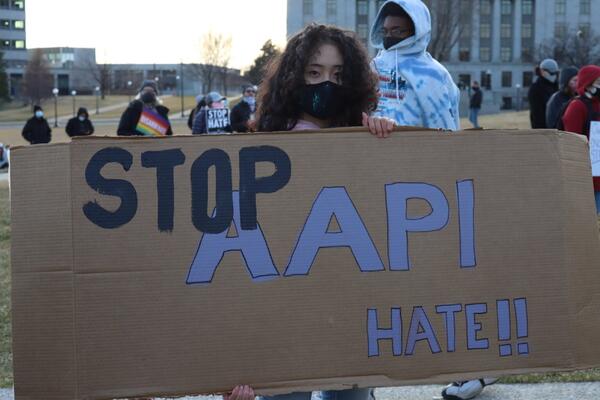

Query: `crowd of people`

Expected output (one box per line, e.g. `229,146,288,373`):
16,0,600,399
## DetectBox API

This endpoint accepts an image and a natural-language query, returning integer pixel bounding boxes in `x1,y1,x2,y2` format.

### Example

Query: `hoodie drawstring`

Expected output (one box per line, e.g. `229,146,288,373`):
395,49,400,102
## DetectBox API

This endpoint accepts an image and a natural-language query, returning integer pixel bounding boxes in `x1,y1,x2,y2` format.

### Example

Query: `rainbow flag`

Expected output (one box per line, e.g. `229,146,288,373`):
136,109,170,137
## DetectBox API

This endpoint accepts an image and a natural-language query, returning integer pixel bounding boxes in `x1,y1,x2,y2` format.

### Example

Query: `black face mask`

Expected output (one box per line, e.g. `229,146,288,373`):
298,81,344,120
141,92,157,104
383,36,405,50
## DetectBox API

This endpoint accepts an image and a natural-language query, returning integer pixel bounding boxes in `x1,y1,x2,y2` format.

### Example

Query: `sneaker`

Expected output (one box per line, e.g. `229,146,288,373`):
441,378,498,400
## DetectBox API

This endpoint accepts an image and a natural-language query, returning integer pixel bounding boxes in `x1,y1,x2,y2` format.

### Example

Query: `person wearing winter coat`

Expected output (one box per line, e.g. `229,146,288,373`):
22,105,51,145
192,91,232,134
469,81,483,128
230,85,257,132
527,58,559,129
370,0,460,130
545,66,578,129
187,95,207,130
117,80,173,136
561,65,600,214
66,107,95,137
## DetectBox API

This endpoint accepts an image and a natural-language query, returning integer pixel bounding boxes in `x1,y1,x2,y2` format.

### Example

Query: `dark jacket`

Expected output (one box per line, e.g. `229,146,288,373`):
117,100,173,136
528,76,558,129
192,108,232,134
230,100,254,132
22,117,51,144
545,66,579,129
66,117,94,137
469,88,482,109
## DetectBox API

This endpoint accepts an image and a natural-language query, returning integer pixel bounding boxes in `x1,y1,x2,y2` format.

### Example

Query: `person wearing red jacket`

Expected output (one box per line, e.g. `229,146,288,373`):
562,65,600,214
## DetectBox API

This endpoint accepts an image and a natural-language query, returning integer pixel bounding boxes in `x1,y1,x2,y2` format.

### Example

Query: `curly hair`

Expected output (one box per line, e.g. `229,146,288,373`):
256,24,379,132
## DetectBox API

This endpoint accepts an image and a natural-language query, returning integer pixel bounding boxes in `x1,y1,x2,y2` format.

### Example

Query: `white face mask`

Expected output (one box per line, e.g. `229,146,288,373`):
35,111,44,118
78,116,86,122
542,70,558,83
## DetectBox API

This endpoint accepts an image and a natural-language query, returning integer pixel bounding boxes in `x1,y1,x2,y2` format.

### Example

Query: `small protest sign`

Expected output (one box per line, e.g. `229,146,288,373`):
136,109,169,136
206,108,231,134
590,121,600,176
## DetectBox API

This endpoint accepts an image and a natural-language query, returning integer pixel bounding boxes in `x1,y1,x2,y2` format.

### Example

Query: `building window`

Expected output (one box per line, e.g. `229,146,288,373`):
480,0,492,15
458,74,472,89
459,47,471,62
11,0,23,9
326,0,337,22
522,0,533,15
480,47,491,62
501,47,512,62
555,0,566,15
579,24,590,38
303,0,313,16
522,23,532,38
357,0,368,15
13,39,24,49
501,0,512,14
0,20,8,29
521,46,533,62
357,23,368,39
502,71,513,87
481,71,492,90
0,1,8,8
0,40,9,48
480,23,491,39
501,23,512,38
555,23,567,38
580,0,591,14
13,20,24,29
502,97,513,110
523,71,534,87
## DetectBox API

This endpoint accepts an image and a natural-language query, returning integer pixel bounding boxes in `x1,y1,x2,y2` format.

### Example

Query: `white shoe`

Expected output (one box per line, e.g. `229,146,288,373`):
441,378,499,400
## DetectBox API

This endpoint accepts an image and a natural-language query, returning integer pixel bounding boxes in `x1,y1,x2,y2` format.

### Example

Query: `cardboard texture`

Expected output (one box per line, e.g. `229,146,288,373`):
10,129,600,400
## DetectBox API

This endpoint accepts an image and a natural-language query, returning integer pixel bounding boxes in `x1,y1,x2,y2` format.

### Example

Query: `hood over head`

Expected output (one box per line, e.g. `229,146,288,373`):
77,107,89,118
576,65,600,96
559,66,578,90
370,0,431,55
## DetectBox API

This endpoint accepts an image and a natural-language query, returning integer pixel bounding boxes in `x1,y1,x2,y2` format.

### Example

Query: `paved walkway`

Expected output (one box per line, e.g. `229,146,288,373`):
2,383,600,400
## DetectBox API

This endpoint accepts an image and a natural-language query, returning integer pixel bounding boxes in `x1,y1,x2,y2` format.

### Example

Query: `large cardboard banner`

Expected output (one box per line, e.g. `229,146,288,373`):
10,129,600,400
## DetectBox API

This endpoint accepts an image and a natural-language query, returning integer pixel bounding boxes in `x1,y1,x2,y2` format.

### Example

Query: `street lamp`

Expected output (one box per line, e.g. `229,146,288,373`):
95,86,100,115
176,74,184,117
515,84,522,111
486,69,492,90
52,87,59,128
71,90,77,117
127,80,133,103
154,76,160,93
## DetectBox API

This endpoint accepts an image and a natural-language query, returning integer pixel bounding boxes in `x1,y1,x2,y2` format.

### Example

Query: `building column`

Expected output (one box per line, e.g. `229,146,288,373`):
491,0,501,62
471,0,481,62
513,0,522,63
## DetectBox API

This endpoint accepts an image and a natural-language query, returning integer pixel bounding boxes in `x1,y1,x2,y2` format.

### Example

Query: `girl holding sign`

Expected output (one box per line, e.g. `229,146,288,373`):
562,65,600,213
257,24,395,138
117,80,173,137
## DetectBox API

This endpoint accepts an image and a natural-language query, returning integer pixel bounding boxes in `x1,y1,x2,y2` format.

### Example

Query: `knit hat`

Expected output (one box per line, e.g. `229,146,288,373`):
195,94,205,104
205,91,225,104
540,58,559,74
33,105,42,113
139,80,159,94
576,65,600,96
559,66,579,90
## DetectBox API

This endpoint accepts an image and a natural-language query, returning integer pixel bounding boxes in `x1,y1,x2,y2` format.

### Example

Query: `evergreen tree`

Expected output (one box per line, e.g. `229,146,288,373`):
245,40,280,85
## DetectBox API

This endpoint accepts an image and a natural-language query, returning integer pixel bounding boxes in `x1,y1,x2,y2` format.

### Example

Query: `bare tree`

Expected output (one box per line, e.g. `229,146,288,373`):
423,0,466,61
83,55,112,100
538,29,600,67
23,48,53,106
196,32,232,94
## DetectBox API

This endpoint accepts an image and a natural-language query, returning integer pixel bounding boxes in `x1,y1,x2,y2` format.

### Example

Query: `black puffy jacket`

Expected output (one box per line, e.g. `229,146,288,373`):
117,100,173,136
22,117,51,144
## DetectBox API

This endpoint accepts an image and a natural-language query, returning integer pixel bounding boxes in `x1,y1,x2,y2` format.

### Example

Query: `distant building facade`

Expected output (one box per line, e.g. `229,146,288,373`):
287,0,599,113
0,0,27,98
31,47,98,95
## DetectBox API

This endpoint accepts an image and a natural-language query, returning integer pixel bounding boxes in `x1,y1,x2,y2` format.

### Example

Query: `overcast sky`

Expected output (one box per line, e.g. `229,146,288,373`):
25,0,287,70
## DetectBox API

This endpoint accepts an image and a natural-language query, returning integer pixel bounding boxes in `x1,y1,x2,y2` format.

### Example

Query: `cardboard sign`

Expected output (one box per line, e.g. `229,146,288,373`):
10,130,600,400
590,121,600,176
206,108,230,134
136,108,170,136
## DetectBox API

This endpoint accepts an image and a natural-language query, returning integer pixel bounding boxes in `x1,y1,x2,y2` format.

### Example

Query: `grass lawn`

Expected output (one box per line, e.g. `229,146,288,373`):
0,95,131,123
0,111,599,388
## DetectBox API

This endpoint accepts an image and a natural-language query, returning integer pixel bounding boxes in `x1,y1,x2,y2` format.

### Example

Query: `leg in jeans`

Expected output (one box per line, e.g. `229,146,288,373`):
260,392,312,400
595,191,600,214
321,388,374,400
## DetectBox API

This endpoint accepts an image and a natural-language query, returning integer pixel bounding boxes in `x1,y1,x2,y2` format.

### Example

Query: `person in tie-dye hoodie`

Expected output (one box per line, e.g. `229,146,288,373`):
370,0,460,131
